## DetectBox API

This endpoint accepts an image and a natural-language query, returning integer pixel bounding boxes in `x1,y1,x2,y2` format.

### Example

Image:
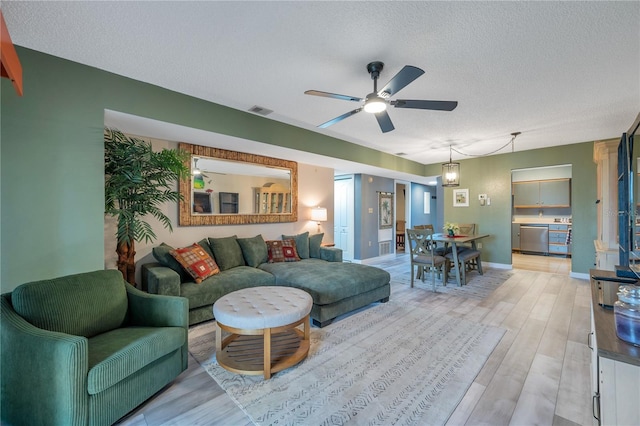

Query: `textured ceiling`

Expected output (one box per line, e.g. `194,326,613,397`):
3,1,639,173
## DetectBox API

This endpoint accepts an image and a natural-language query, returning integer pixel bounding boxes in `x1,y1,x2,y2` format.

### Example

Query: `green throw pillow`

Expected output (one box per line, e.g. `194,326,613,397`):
208,236,246,271
237,235,269,267
309,233,324,258
282,231,310,259
152,242,190,281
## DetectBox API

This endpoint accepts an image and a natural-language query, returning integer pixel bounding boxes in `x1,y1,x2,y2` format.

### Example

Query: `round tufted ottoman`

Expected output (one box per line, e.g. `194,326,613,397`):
213,286,312,379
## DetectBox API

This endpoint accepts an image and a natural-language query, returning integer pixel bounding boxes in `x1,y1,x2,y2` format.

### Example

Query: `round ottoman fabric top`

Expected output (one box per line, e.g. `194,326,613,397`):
213,286,312,329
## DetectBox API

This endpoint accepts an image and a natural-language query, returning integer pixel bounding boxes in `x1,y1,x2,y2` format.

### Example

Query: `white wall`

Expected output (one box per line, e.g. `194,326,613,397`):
104,137,335,283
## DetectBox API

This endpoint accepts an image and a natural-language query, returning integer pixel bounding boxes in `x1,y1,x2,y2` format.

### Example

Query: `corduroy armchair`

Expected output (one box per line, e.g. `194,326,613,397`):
1,269,188,426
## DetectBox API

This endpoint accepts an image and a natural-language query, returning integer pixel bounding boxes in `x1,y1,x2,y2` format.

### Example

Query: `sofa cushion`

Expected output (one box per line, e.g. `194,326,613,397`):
181,266,275,310
237,235,269,267
282,232,310,259
170,243,220,283
259,259,390,305
11,270,128,338
266,239,300,263
87,326,186,395
309,233,324,258
208,236,246,271
152,243,191,282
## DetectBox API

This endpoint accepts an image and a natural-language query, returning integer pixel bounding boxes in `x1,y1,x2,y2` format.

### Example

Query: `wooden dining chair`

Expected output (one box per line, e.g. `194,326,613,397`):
406,228,448,292
457,223,479,270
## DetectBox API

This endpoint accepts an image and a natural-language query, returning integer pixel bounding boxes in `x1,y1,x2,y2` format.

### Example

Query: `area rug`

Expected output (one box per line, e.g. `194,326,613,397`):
389,265,514,300
189,297,506,425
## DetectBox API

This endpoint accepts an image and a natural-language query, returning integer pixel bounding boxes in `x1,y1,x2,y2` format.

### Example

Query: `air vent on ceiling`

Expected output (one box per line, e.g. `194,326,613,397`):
395,152,408,156
248,105,273,116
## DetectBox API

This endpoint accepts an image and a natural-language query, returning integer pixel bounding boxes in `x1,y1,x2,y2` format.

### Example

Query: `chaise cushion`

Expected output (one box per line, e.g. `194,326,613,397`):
259,259,390,305
208,236,246,271
87,326,186,394
182,266,275,310
11,270,128,338
237,235,269,267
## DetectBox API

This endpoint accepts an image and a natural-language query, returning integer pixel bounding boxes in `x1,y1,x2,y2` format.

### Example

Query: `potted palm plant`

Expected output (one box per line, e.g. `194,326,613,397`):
104,128,190,285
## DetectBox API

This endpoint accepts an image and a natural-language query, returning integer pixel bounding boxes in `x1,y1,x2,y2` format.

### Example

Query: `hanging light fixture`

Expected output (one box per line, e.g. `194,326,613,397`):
442,146,460,187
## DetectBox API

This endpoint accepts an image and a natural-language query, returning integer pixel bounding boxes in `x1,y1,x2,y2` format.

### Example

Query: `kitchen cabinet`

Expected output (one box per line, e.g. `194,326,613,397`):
548,224,571,255
511,223,520,250
513,178,571,208
589,270,640,426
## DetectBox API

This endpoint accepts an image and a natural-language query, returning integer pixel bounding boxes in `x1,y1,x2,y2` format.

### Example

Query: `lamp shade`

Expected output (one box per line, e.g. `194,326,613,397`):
311,207,327,222
442,161,460,187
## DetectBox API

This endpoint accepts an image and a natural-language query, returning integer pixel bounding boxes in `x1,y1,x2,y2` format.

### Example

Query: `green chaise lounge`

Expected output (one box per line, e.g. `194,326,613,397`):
143,232,391,327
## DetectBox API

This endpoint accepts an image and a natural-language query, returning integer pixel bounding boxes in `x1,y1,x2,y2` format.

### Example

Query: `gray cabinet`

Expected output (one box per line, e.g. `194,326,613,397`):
548,224,571,255
511,223,520,250
513,179,571,208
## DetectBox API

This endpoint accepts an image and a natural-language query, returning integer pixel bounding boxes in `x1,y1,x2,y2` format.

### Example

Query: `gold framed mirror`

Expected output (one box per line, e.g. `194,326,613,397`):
178,142,298,226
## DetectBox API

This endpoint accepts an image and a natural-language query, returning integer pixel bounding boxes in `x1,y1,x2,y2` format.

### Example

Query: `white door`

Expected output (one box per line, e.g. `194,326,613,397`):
334,176,354,261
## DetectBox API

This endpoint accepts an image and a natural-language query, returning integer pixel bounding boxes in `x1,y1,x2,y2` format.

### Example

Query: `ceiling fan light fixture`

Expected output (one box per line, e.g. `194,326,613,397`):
363,94,387,113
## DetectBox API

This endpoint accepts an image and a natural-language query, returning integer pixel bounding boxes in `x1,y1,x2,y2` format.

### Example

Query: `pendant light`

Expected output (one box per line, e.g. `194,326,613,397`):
442,145,460,187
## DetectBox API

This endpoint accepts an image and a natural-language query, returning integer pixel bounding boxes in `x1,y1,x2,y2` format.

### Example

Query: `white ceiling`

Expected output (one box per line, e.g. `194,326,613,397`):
3,1,639,177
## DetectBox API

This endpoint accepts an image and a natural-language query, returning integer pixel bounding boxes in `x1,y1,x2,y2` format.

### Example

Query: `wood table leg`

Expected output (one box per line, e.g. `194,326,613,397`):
263,327,271,380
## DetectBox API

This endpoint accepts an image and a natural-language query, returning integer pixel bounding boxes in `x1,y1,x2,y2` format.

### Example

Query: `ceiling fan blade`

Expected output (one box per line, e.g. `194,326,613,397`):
304,90,363,102
391,100,458,111
374,110,395,133
378,66,425,97
318,108,362,128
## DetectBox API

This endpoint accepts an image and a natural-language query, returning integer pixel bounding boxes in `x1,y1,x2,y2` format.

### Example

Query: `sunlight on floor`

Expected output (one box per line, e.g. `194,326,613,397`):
511,252,571,274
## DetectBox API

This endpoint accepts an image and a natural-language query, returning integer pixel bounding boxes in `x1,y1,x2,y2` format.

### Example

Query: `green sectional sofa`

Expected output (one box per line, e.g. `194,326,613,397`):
1,270,189,426
142,233,391,327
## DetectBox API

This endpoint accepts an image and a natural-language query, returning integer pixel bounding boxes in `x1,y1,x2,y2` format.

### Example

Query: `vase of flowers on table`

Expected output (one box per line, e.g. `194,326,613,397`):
444,222,460,237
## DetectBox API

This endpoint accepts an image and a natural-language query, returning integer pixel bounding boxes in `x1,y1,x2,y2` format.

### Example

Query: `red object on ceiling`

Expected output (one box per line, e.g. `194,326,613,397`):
0,10,23,96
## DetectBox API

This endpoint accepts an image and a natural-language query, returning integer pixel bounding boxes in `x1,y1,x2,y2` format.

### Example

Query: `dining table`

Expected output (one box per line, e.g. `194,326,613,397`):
430,233,490,287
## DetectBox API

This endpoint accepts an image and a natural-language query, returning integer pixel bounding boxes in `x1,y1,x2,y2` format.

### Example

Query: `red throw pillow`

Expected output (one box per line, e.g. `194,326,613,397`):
266,239,300,263
170,243,220,283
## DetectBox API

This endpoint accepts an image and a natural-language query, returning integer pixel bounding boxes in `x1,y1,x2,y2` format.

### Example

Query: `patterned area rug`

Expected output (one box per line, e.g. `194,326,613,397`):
389,265,515,300
189,283,506,425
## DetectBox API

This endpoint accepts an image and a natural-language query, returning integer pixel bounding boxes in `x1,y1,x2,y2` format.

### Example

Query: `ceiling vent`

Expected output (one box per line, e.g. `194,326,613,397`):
395,152,407,156
248,105,273,116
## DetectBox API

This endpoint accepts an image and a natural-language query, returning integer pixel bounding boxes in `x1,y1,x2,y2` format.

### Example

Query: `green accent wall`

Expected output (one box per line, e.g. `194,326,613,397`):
0,47,611,291
425,143,597,274
0,47,424,292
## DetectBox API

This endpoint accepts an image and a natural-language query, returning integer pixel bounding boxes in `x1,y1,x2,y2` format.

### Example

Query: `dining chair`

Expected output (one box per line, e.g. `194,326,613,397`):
457,223,479,270
406,228,448,292
445,245,481,285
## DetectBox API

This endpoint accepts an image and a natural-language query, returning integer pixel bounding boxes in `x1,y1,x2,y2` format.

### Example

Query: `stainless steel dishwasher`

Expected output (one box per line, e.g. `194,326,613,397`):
520,225,549,254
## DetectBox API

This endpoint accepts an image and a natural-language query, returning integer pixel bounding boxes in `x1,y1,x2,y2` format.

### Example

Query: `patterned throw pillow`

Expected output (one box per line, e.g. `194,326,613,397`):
266,239,300,263
170,243,220,283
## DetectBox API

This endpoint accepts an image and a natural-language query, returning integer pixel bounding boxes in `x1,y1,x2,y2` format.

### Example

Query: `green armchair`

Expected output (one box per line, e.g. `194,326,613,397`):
1,269,189,426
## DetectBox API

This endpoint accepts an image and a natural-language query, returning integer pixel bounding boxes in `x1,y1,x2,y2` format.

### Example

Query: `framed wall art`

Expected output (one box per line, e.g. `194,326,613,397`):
453,188,469,207
378,191,394,229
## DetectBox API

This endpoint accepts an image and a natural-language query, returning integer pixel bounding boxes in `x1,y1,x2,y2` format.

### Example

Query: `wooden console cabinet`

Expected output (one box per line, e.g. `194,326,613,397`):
589,270,640,425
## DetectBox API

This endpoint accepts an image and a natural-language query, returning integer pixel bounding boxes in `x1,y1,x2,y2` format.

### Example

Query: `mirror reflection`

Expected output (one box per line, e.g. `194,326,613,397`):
191,157,292,215
178,142,298,226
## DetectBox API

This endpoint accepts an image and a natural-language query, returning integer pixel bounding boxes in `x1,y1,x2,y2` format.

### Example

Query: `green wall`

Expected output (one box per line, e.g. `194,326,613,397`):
1,47,607,291
0,47,426,292
425,143,598,274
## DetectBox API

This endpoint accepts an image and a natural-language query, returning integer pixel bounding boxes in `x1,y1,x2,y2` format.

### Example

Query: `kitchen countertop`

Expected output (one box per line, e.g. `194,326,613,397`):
512,220,572,225
590,269,640,367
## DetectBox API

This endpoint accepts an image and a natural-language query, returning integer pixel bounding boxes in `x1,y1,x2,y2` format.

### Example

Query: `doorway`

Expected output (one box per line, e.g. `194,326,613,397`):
334,176,354,261
395,181,410,253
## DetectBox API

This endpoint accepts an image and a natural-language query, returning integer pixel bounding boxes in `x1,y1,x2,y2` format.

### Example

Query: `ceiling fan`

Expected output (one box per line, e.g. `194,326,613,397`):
305,61,458,133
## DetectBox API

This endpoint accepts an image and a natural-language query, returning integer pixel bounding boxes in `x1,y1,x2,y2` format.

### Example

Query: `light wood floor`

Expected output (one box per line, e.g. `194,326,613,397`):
118,254,591,426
